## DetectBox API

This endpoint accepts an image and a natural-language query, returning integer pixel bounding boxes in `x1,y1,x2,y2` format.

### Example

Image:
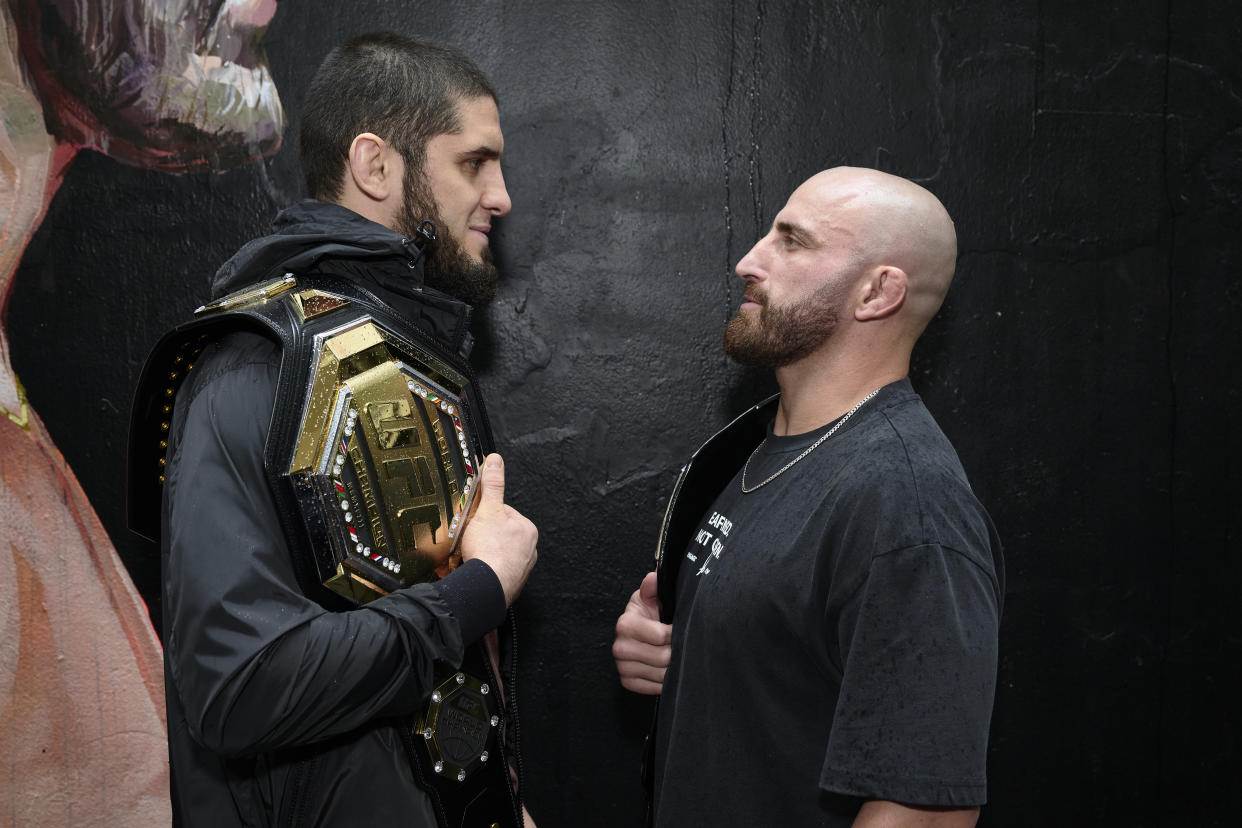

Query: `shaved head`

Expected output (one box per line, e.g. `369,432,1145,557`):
726,167,959,374
800,167,958,334
726,166,960,429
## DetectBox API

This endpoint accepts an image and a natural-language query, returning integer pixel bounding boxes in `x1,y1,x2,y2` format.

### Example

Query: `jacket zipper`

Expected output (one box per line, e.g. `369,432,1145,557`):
282,753,322,828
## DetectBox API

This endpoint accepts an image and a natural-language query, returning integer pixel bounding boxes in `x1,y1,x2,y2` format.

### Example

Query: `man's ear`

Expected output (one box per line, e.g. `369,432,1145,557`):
854,266,907,321
347,132,398,202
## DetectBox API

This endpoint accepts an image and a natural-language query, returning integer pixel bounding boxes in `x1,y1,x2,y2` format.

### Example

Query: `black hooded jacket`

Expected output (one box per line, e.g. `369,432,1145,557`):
159,200,510,826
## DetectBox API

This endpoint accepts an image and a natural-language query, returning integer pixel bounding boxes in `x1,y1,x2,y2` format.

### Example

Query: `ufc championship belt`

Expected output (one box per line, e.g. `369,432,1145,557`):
129,270,521,828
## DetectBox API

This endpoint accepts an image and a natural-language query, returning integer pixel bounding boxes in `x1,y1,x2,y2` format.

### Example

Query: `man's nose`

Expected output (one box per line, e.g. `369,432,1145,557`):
735,237,766,280
483,167,512,217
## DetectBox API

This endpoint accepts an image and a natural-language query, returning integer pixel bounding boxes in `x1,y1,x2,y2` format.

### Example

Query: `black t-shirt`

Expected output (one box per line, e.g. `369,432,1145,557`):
653,380,1003,827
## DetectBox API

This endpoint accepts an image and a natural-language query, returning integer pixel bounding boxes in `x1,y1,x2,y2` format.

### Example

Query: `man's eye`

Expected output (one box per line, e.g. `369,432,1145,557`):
465,158,484,172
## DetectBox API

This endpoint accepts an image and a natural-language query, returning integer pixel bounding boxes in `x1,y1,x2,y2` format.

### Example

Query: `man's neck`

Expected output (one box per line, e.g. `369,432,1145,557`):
770,347,909,436
335,190,398,234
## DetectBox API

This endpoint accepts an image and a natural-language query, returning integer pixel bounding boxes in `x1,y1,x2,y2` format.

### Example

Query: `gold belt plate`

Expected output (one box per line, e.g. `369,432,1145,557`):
289,319,483,603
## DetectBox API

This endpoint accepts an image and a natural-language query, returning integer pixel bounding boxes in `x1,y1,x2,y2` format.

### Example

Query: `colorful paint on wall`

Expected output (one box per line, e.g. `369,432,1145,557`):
0,1,284,823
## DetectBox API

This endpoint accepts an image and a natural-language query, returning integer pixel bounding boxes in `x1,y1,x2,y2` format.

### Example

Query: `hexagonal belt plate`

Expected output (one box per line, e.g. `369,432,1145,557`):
416,671,501,783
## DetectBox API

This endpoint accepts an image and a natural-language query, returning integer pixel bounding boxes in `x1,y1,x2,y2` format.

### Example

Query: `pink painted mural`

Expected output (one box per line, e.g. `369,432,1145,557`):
0,1,283,823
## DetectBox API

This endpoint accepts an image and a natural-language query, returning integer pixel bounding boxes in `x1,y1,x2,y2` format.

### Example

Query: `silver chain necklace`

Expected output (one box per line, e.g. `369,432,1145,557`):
740,388,882,493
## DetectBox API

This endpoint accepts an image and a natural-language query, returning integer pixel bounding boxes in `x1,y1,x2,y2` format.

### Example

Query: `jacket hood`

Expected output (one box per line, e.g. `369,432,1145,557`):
212,200,474,353
213,199,424,296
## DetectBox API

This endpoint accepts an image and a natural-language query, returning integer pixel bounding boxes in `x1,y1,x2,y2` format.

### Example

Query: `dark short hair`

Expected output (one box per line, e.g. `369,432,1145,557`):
300,32,497,201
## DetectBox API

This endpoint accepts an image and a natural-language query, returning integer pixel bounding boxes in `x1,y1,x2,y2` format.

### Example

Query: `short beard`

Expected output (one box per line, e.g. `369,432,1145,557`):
395,164,499,308
722,281,842,368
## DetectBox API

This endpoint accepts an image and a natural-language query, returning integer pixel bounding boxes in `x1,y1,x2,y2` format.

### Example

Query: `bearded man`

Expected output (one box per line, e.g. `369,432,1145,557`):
129,32,537,827
613,167,1004,827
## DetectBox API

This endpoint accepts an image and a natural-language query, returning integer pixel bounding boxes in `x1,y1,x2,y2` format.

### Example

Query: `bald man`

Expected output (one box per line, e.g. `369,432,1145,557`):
613,168,1003,827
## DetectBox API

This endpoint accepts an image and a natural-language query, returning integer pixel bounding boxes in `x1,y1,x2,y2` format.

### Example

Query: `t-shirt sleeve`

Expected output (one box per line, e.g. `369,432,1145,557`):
819,543,1001,807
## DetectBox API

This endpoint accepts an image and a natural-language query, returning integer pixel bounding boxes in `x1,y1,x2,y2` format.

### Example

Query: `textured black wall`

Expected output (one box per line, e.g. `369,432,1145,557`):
9,1,1240,826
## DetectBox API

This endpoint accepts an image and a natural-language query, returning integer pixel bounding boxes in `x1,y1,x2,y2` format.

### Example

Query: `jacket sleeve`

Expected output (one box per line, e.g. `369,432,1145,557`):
161,332,506,757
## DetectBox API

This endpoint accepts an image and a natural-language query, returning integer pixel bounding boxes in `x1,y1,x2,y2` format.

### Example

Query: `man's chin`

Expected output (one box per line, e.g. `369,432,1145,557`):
423,255,500,308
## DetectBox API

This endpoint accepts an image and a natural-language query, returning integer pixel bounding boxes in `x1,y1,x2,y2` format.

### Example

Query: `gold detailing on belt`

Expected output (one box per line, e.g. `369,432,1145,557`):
291,288,352,322
195,273,298,316
153,335,208,483
289,318,483,603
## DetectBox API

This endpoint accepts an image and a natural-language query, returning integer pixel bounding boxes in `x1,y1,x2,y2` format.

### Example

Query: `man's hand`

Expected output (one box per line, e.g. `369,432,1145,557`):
459,454,538,606
612,571,672,694
853,801,980,828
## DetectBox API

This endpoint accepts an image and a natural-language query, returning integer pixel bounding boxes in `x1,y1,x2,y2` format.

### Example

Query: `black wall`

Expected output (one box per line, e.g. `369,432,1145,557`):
9,1,1240,825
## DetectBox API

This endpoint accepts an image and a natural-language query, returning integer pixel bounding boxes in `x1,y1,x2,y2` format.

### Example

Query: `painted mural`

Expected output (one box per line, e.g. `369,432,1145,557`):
0,1,283,822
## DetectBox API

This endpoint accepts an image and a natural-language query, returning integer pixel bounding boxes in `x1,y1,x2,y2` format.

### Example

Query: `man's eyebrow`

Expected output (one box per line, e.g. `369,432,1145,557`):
458,145,502,160
774,219,818,244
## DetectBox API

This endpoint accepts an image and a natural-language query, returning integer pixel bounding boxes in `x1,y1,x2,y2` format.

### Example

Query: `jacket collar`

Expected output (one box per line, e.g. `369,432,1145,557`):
212,200,474,355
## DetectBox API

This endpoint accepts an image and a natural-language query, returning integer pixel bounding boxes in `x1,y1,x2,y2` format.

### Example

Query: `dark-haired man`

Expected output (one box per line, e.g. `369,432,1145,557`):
613,168,1003,827
133,32,537,827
